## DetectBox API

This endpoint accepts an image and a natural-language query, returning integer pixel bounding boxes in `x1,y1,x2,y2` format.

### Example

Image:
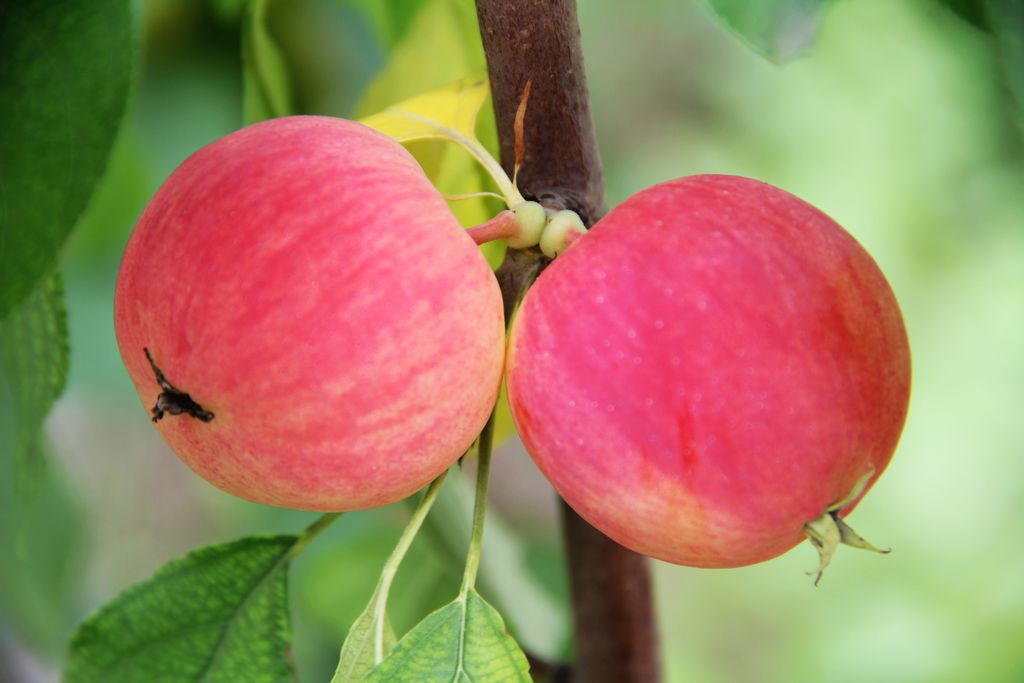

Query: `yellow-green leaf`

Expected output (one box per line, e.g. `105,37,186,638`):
361,76,489,144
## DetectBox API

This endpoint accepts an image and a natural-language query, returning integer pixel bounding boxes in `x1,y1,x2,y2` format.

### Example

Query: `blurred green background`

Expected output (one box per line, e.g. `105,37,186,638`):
2,0,1023,681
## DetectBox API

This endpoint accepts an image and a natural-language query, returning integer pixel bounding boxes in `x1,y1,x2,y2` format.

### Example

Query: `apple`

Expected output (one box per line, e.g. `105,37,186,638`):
505,174,910,570
115,116,505,511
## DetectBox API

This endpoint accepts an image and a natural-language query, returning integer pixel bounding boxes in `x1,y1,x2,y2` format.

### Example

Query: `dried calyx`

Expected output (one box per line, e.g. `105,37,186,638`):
804,467,890,585
144,347,214,423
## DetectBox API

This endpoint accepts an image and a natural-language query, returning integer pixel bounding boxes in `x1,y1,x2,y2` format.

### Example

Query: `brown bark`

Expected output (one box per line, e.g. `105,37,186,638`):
475,2,662,681
475,0,605,225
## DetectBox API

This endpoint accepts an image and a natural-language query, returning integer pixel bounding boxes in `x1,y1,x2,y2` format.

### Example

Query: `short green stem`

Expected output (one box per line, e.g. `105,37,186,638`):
288,512,343,560
394,111,525,207
459,411,497,596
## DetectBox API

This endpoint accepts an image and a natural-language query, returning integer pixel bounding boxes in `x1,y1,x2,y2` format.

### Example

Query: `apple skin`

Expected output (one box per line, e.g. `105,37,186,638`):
506,175,910,568
115,116,504,511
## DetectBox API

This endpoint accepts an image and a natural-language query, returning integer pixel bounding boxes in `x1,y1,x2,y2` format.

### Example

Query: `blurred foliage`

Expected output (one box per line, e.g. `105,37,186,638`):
0,0,134,319
704,0,836,62
985,0,1024,119
0,435,85,660
0,273,68,501
242,0,294,122
0,0,135,521
2,0,1024,682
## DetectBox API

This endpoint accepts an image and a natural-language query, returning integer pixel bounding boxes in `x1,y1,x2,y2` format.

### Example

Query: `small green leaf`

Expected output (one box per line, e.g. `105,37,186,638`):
364,589,530,683
242,0,294,123
0,0,135,318
331,589,398,683
0,270,68,498
65,536,299,683
704,0,836,63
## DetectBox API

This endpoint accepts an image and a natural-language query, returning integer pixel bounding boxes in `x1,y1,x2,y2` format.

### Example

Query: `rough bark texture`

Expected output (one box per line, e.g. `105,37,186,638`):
475,0,605,225
561,501,663,683
476,2,662,681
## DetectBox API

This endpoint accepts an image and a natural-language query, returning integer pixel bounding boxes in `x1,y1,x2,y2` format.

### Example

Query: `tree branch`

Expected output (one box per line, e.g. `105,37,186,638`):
475,2,662,681
475,0,605,225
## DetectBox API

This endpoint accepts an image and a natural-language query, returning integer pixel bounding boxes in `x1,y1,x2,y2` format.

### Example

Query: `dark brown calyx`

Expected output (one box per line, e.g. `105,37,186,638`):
144,347,214,423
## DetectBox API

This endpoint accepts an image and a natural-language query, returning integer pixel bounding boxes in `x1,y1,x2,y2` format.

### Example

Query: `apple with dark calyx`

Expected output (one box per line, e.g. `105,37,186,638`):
115,116,505,511
505,174,910,580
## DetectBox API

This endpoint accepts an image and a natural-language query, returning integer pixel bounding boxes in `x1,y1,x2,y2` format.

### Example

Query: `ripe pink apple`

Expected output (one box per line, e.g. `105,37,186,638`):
115,116,505,511
506,175,910,569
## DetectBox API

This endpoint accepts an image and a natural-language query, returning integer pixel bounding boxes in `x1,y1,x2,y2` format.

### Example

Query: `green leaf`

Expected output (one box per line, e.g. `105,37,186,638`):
704,0,836,63
331,589,398,683
0,0,135,318
65,536,299,683
364,589,531,683
0,270,68,499
242,0,294,123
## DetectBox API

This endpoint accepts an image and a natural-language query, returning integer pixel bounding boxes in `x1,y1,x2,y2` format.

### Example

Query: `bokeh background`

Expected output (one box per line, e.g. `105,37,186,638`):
2,0,1023,681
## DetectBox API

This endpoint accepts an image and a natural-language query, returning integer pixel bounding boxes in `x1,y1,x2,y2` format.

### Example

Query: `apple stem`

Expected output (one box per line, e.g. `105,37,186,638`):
445,191,507,203
467,202,549,249
286,511,343,561
369,471,449,663
459,411,497,596
466,210,521,245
